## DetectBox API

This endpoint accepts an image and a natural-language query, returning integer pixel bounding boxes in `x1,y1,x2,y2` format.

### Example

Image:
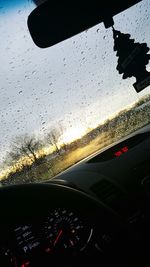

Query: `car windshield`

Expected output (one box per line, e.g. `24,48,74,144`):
0,0,150,185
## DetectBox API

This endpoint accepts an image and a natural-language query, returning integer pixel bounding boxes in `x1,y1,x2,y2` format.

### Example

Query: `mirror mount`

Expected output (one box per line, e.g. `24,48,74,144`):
103,16,114,29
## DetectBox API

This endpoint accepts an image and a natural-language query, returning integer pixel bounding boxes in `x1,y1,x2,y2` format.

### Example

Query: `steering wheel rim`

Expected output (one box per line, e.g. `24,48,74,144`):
0,182,122,221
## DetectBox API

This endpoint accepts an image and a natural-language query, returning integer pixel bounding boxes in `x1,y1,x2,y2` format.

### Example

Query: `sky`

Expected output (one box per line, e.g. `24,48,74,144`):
0,0,150,167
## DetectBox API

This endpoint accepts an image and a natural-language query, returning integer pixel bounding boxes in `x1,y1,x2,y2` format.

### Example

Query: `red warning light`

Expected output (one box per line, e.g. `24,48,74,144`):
121,146,129,153
114,150,122,157
21,261,30,267
114,146,129,157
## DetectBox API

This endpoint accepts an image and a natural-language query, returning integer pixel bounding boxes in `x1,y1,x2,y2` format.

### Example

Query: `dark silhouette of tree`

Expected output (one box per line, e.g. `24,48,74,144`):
46,130,60,154
46,125,67,154
113,27,150,92
6,134,43,166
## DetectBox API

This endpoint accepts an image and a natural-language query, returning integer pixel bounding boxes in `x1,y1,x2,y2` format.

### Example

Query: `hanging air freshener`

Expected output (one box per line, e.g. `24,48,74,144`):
112,27,150,93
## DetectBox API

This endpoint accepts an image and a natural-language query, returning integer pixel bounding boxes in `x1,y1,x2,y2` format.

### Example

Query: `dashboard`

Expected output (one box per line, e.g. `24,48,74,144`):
53,126,150,219
1,126,150,266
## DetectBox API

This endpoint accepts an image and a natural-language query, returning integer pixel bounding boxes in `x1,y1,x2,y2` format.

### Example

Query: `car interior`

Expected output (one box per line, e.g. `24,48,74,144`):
0,0,150,266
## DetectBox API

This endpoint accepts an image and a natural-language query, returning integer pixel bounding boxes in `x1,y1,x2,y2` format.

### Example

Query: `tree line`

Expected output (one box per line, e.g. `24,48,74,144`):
4,126,65,172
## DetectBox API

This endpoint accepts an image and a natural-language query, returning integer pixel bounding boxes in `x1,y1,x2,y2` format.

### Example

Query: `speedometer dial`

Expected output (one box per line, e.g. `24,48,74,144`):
44,209,93,255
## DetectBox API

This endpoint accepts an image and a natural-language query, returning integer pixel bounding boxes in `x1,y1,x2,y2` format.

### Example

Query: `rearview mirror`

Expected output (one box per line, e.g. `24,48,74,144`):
28,0,142,48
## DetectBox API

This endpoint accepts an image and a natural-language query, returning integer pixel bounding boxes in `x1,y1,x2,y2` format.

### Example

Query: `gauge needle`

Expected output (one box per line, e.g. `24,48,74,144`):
69,239,74,246
54,229,63,246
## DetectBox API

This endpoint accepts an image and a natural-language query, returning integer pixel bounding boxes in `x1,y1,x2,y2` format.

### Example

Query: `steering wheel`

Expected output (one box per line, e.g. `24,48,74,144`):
0,183,143,267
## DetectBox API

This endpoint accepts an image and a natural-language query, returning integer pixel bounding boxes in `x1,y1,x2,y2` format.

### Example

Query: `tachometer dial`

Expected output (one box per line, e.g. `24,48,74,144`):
44,209,93,255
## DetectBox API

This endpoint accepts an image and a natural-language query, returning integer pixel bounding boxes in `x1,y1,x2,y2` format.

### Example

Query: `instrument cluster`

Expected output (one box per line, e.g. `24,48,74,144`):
0,208,107,266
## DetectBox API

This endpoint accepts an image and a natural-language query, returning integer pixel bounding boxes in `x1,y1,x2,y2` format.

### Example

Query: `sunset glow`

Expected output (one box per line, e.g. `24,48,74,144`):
59,127,86,145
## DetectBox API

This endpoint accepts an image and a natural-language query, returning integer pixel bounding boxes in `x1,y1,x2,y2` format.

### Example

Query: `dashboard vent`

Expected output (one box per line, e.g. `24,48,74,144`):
90,179,137,218
90,179,123,204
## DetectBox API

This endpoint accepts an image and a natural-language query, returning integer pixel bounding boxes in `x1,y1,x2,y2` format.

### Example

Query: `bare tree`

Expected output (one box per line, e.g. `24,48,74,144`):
7,134,43,166
46,124,67,155
46,129,60,154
